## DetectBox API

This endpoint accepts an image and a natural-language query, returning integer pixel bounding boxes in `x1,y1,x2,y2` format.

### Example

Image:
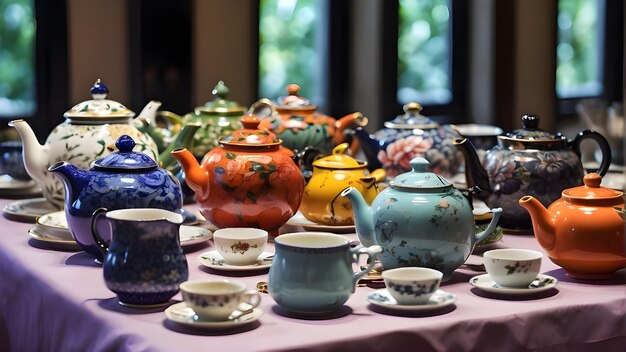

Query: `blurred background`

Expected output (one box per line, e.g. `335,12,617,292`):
0,0,623,158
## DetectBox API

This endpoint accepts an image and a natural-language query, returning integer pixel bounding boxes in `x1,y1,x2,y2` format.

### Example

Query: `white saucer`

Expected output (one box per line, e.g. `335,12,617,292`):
28,227,81,251
198,250,273,271
33,210,211,249
36,211,72,240
3,198,60,223
165,302,262,329
469,273,558,295
179,225,212,248
0,174,38,192
367,289,457,312
286,211,355,233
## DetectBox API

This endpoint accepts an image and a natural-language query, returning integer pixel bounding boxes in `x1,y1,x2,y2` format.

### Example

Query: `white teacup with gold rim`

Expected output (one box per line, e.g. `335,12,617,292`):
179,279,261,321
213,228,268,265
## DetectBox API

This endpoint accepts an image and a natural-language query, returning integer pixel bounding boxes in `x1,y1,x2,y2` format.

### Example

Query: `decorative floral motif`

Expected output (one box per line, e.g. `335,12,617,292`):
503,261,533,275
229,241,260,254
378,135,434,178
387,281,438,297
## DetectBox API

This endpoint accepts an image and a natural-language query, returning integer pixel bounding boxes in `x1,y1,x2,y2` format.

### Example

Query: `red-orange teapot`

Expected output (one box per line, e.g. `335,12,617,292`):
171,115,304,237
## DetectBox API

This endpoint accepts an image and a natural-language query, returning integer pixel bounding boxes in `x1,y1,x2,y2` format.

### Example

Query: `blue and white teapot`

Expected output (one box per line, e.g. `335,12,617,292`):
342,157,502,280
49,134,182,261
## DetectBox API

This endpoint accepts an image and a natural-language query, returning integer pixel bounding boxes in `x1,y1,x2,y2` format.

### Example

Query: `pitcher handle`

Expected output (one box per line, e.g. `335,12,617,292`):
571,130,612,176
90,207,110,259
350,245,383,287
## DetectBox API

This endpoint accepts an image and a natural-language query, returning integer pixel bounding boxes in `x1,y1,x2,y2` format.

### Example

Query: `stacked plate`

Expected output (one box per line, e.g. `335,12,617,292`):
0,174,41,199
28,210,213,251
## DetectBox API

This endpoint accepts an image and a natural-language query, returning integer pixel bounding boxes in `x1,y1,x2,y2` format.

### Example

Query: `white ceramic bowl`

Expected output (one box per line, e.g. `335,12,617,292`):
483,249,542,287
382,267,443,305
213,228,268,265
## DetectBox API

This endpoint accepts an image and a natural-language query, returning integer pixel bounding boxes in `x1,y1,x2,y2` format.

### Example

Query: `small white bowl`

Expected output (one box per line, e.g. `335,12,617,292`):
483,249,542,287
213,228,268,266
382,267,443,305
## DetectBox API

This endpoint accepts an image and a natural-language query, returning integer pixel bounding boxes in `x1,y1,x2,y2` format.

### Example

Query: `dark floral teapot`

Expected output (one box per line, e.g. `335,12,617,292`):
455,114,611,232
351,102,463,179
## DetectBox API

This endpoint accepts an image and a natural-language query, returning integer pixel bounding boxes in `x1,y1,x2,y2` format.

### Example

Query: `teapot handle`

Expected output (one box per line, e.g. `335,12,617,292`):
570,130,612,176
350,245,383,289
90,207,110,259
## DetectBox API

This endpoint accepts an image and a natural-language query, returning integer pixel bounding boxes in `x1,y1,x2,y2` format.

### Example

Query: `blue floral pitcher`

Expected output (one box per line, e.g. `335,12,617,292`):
91,208,189,307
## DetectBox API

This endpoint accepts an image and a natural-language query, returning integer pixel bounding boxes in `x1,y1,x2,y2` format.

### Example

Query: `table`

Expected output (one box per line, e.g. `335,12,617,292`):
1,198,626,352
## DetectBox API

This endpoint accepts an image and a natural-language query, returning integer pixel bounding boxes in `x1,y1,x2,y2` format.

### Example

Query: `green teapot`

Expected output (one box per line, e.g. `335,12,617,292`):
182,81,246,160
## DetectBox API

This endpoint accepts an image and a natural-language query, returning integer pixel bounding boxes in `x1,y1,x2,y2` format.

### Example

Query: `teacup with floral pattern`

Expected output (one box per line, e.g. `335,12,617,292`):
213,228,268,265
382,267,443,305
483,249,542,287
179,279,261,321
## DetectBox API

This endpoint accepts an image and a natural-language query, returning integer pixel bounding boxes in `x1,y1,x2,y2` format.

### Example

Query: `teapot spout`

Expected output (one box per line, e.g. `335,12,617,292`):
341,187,376,247
159,123,201,174
8,119,48,185
171,148,209,199
453,138,491,197
349,127,383,170
519,196,556,250
48,162,88,206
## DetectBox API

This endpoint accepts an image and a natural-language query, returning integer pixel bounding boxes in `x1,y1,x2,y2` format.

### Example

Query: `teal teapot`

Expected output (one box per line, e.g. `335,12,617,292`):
342,157,502,280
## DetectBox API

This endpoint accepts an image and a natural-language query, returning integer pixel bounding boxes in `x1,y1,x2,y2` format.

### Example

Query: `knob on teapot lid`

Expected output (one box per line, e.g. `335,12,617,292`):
93,135,158,170
219,115,281,146
196,81,246,115
64,79,135,122
276,84,316,111
313,143,365,169
561,173,623,201
504,114,560,140
384,102,439,129
390,157,452,189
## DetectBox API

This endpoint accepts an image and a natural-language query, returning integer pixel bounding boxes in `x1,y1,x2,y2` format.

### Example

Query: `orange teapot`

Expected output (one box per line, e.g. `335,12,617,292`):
519,173,626,279
171,115,305,237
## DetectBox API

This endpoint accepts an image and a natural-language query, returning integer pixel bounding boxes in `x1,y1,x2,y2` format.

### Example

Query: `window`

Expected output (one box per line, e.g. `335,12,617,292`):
259,0,320,100
0,0,36,117
397,0,451,105
556,0,601,98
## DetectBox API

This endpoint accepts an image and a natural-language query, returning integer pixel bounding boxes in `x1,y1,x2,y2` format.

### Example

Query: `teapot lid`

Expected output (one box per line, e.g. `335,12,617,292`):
276,84,317,111
390,157,452,189
93,135,158,170
384,103,440,129
219,115,281,146
195,81,246,115
64,80,135,123
503,115,561,140
562,173,623,201
313,143,366,169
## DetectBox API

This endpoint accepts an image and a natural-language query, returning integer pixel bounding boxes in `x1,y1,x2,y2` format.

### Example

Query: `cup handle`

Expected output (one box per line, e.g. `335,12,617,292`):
240,290,261,310
350,245,383,286
90,207,110,259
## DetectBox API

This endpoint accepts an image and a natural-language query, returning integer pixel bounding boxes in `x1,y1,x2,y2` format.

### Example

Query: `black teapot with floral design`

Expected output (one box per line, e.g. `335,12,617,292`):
455,114,611,232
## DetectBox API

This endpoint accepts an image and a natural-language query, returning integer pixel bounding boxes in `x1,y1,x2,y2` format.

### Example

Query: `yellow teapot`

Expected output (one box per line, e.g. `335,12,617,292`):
301,143,385,225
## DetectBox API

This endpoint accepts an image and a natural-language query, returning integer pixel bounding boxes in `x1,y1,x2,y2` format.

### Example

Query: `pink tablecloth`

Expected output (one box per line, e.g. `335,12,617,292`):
1,198,626,352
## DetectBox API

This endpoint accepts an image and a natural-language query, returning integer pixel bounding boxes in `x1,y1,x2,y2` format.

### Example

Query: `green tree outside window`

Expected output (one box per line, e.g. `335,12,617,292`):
259,0,318,100
0,0,35,117
556,0,601,98
398,0,451,105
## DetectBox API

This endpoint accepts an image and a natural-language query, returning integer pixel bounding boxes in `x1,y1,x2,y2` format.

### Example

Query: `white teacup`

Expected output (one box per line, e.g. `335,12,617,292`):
382,267,443,305
179,280,261,321
213,228,268,265
483,249,543,287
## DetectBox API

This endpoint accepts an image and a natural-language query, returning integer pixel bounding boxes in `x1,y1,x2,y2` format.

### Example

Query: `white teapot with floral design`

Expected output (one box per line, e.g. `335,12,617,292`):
10,80,158,208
